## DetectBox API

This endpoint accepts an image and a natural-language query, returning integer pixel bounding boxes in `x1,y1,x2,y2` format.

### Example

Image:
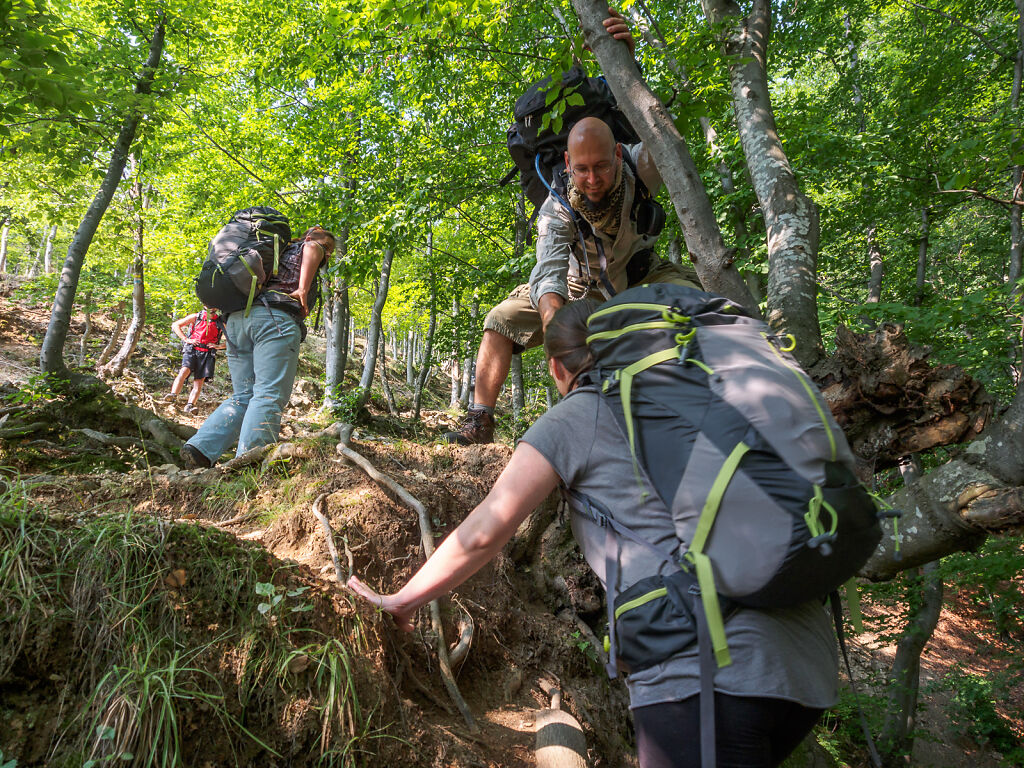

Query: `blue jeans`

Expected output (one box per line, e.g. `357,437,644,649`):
186,306,301,463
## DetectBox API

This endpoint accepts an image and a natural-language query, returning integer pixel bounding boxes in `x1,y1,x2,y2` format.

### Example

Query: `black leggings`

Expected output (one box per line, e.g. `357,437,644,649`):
632,694,823,768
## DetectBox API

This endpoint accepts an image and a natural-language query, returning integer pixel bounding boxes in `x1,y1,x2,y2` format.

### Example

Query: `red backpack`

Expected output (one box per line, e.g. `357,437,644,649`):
188,311,221,347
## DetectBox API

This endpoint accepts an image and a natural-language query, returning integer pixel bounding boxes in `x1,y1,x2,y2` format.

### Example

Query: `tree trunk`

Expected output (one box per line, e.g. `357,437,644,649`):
510,353,525,423
378,341,398,415
459,299,478,408
866,226,884,304
1008,0,1023,291
915,208,929,307
569,0,756,311
879,561,944,766
0,220,9,272
98,177,147,378
414,268,438,420
406,329,415,386
355,248,394,413
42,223,56,274
39,17,165,375
324,275,350,411
450,358,461,408
96,313,124,369
696,0,823,367
77,290,93,367
863,371,1024,580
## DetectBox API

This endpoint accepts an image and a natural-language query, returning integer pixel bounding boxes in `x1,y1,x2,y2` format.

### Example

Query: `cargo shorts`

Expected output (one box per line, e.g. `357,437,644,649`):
483,259,701,353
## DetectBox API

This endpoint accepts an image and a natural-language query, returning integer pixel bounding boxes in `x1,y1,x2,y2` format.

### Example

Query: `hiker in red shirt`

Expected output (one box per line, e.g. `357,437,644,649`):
163,307,225,414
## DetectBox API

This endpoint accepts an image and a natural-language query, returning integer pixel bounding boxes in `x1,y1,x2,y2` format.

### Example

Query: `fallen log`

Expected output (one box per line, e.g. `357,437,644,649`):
535,678,588,768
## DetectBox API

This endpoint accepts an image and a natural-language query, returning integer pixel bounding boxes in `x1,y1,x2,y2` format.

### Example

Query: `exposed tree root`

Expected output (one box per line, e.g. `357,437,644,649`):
813,324,993,473
337,441,478,732
312,492,345,585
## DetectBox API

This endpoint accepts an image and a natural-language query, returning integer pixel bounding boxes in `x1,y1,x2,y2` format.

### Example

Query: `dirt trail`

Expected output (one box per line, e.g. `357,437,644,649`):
0,289,1021,767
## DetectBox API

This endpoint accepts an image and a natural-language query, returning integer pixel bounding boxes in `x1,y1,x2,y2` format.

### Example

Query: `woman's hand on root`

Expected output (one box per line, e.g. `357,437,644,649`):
347,575,416,633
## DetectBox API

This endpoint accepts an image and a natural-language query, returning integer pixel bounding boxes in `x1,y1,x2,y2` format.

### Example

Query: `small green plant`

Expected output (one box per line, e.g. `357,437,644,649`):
255,581,313,620
0,748,18,768
326,385,363,422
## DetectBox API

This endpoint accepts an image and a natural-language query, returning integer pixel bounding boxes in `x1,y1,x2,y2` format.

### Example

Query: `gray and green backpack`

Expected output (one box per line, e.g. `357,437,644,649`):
569,283,885,685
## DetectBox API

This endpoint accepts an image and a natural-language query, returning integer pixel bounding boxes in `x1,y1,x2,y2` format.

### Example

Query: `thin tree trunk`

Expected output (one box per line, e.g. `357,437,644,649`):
866,226,884,304
879,561,944,766
76,290,93,367
324,221,350,410
450,297,461,407
414,268,438,420
1008,0,1023,291
0,220,9,272
356,248,394,413
510,354,525,423
378,341,398,415
39,17,165,375
916,208,929,307
406,330,415,386
459,299,478,408
96,306,125,369
99,177,147,378
42,224,56,274
570,0,756,311
697,0,823,367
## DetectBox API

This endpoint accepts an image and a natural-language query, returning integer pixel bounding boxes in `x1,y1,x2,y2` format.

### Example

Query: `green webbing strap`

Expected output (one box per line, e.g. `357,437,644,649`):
245,277,258,317
690,552,731,667
273,233,280,276
690,442,750,555
586,320,682,343
844,578,865,634
587,301,674,323
239,256,259,318
685,442,749,669
618,346,682,490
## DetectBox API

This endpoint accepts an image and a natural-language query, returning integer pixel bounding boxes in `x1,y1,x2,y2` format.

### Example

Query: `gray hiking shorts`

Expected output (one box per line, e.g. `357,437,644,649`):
484,260,701,353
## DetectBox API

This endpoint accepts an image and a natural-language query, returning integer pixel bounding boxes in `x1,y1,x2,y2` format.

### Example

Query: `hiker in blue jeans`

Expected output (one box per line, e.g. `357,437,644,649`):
180,226,335,468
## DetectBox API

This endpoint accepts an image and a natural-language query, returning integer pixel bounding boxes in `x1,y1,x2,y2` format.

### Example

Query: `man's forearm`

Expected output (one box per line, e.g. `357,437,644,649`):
537,292,565,331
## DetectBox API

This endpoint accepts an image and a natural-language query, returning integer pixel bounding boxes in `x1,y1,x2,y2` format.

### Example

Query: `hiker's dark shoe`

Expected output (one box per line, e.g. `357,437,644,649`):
442,409,495,445
180,443,212,469
161,392,178,402
183,403,198,415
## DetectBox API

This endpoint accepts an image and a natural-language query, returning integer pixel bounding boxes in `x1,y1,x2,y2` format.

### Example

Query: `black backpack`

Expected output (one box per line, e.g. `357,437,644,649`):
195,207,291,316
501,64,641,222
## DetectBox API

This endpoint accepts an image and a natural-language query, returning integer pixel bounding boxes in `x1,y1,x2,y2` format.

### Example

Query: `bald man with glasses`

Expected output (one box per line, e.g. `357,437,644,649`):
443,12,701,446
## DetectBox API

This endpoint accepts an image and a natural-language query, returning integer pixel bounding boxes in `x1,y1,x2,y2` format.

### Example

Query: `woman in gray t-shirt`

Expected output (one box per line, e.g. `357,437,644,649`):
349,301,837,768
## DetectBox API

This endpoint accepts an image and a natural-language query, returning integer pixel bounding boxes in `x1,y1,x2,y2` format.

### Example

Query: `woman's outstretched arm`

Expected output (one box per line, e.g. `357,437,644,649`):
348,442,560,631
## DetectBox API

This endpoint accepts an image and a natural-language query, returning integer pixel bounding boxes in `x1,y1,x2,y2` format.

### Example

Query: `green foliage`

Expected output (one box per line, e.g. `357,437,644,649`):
926,665,1024,762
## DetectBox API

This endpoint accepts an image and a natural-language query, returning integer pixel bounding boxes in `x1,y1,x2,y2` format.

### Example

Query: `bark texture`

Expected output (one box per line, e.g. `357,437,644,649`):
700,0,823,365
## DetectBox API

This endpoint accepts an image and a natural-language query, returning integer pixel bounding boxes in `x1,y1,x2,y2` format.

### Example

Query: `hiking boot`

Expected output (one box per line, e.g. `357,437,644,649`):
180,443,212,469
161,392,178,403
183,403,198,415
442,409,495,445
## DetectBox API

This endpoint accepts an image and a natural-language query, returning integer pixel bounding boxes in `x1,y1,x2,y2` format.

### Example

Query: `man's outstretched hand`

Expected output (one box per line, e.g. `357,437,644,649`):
347,575,417,633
